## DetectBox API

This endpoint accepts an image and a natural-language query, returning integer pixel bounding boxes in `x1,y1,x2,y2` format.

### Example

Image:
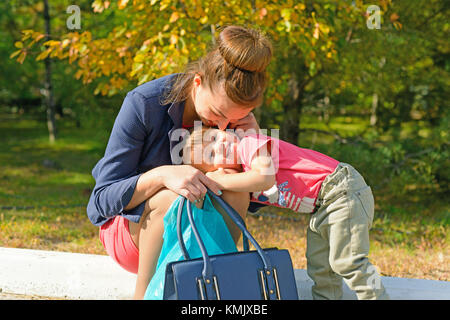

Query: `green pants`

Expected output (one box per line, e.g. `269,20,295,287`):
306,163,389,300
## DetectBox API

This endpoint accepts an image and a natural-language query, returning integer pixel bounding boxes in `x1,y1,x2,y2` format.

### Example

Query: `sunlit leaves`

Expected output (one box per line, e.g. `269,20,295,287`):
10,0,376,98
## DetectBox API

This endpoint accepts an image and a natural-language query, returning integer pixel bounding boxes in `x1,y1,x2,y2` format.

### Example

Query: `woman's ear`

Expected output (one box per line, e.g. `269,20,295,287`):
193,73,202,87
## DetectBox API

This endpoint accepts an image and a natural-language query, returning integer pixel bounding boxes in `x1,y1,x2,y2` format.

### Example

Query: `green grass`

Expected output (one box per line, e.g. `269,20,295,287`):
0,112,104,208
0,110,106,253
0,109,448,280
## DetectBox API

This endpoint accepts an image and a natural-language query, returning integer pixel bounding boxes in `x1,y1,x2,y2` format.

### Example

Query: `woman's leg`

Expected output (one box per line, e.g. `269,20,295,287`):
128,188,179,300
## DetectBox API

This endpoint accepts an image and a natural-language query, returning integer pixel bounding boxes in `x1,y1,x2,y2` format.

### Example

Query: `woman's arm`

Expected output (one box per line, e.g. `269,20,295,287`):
123,167,164,211
87,91,222,226
87,91,151,225
125,164,223,210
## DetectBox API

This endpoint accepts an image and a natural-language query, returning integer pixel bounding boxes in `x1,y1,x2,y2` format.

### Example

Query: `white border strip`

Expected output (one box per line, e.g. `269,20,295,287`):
0,247,449,300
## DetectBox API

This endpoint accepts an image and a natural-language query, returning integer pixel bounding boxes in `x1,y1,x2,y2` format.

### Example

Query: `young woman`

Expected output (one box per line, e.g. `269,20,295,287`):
86,25,273,299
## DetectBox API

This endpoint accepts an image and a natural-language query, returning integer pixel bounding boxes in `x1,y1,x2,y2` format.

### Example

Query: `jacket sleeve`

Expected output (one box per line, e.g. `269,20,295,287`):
87,91,149,226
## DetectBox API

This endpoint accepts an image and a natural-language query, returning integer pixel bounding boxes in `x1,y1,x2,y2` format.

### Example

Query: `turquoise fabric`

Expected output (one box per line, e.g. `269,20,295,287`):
144,193,237,300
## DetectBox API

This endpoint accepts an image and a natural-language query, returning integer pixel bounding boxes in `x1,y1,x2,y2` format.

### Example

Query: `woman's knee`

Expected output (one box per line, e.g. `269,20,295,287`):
130,188,179,246
145,188,179,217
149,188,179,205
136,188,179,228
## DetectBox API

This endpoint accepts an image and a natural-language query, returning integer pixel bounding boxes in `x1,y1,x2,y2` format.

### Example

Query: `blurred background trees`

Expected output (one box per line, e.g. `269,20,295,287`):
2,0,449,198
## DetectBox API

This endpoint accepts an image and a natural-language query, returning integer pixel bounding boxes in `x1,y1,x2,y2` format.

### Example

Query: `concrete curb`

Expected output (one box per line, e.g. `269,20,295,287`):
1,247,449,300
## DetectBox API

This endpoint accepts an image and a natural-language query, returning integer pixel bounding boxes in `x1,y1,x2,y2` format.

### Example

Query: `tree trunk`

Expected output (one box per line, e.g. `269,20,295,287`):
280,74,302,145
323,95,330,125
281,102,301,144
43,0,56,143
370,92,378,126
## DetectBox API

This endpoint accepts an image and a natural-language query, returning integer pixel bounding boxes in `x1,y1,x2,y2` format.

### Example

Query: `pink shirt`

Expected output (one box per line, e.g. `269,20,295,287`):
237,134,339,213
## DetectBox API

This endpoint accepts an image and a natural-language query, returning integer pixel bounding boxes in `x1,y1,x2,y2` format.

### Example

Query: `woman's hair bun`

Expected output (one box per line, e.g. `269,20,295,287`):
160,25,273,108
217,25,272,73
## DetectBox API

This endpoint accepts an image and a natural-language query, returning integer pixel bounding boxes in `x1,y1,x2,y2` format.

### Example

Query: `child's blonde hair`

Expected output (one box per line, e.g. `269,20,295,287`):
182,126,212,171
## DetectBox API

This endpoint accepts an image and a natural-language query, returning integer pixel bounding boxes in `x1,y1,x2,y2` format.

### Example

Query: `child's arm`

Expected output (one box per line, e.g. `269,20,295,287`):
206,154,276,192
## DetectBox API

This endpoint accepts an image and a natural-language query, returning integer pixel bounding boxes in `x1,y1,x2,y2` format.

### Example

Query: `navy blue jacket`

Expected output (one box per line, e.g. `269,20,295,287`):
87,73,264,227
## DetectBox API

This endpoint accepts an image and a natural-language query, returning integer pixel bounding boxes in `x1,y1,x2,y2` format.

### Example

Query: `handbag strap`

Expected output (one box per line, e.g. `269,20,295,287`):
176,197,190,259
178,189,274,276
176,193,250,260
204,189,273,272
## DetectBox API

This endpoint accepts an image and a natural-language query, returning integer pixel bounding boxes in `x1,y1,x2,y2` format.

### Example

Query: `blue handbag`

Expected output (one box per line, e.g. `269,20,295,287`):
163,189,299,300
144,193,238,300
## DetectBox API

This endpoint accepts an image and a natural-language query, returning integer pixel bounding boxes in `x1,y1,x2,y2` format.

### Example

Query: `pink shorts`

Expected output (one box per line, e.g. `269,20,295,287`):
99,216,139,274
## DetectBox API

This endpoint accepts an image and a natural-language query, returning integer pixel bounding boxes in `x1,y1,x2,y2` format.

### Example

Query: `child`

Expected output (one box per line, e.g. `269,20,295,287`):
181,126,389,300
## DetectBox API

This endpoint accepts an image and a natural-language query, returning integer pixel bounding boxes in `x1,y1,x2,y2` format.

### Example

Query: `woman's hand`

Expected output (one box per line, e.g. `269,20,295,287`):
156,165,222,203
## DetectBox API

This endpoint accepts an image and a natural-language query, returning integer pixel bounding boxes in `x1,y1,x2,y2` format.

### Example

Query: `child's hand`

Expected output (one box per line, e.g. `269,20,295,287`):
228,112,260,136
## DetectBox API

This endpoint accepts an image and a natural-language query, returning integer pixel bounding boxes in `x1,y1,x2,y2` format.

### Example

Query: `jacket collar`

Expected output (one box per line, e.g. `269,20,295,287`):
167,99,185,128
167,99,186,164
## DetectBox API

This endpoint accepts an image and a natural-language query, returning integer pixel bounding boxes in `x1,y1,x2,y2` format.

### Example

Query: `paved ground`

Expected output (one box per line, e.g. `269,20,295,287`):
0,291,63,300
1,247,449,300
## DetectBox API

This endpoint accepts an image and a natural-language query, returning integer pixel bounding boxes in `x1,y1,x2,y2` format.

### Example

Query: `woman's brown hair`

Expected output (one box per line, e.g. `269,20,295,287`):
161,25,273,108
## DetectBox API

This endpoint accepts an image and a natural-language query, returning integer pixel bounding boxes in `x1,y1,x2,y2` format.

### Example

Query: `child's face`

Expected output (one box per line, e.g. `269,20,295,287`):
192,129,242,172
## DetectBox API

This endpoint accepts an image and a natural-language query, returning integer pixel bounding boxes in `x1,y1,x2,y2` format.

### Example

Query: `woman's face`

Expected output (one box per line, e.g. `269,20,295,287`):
191,75,254,130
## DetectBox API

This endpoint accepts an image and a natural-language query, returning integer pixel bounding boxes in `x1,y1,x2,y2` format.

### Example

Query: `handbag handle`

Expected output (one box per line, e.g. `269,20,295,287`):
176,189,274,282
176,192,250,261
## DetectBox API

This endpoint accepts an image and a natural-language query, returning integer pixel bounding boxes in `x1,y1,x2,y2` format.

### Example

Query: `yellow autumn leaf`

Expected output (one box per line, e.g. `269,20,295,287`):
36,49,51,61
259,8,268,20
170,34,178,45
75,69,83,80
101,84,109,95
160,2,169,11
21,29,34,36
170,12,179,23
14,41,23,49
390,13,399,22
118,0,129,10
393,21,402,30
43,40,61,47
17,51,26,64
319,25,330,34
92,0,104,13
61,39,71,48
34,34,45,42
10,50,21,59
313,23,320,39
